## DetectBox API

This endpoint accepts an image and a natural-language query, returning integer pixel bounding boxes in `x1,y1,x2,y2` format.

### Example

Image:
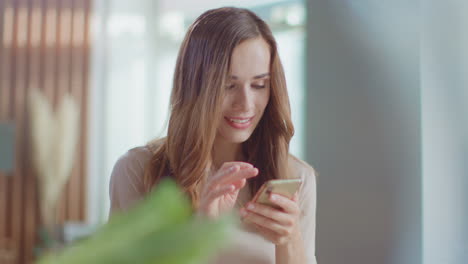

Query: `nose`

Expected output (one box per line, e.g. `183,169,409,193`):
231,83,253,111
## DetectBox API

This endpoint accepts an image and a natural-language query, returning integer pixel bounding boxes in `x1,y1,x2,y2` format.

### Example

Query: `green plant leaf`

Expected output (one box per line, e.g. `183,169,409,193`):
37,179,233,264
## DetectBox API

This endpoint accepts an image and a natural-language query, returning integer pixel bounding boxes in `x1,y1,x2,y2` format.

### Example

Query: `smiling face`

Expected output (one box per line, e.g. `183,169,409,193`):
217,37,271,144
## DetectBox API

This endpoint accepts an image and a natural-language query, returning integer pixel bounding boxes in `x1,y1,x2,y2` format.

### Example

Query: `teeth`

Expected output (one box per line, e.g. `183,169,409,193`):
229,118,250,124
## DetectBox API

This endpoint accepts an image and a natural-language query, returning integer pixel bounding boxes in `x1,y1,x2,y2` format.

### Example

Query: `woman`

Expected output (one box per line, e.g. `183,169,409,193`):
109,7,317,264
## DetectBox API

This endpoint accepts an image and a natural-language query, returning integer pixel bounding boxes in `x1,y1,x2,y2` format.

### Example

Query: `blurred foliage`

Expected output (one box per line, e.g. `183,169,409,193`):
37,179,234,264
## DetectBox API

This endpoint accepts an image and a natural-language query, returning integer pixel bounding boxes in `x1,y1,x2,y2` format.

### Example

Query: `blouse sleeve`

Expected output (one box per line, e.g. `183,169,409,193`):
298,165,318,264
108,147,151,218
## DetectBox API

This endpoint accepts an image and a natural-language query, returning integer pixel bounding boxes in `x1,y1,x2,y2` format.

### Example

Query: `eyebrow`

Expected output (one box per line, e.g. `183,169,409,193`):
229,73,270,80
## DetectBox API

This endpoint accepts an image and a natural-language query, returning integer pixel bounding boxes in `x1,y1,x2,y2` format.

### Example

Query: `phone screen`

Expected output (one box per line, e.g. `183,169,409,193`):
252,179,302,209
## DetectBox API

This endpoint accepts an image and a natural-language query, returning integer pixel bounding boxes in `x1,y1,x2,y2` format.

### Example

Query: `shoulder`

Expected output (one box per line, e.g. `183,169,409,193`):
109,145,154,215
288,154,317,211
110,138,166,191
125,145,154,160
288,155,318,264
113,146,153,173
146,137,165,154
110,145,153,189
288,154,317,183
114,136,165,170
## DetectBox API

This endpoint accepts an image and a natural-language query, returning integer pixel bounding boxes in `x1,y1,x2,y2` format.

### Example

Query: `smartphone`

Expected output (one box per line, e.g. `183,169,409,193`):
251,178,303,209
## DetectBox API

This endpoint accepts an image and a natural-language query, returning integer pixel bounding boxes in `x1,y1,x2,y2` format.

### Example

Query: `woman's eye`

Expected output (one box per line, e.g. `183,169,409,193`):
226,84,236,89
252,84,266,89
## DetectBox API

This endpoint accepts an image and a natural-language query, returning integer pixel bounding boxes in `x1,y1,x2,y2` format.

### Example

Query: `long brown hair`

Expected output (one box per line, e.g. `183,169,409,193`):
144,7,294,208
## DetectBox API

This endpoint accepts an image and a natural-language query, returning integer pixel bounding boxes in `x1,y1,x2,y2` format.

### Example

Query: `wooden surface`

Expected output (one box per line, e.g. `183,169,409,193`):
0,0,91,263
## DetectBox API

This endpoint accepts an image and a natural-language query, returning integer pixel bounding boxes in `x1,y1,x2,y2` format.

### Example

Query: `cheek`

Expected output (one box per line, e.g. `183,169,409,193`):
258,90,270,111
221,97,232,113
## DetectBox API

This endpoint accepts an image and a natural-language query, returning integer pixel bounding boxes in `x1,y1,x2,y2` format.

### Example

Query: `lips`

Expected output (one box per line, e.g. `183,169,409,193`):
224,116,254,129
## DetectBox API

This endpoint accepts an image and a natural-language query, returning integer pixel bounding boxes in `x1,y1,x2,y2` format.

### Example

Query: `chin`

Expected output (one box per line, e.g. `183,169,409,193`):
219,131,253,144
229,134,251,143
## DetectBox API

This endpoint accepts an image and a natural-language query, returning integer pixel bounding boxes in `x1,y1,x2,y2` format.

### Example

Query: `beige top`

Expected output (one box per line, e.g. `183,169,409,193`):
109,145,317,264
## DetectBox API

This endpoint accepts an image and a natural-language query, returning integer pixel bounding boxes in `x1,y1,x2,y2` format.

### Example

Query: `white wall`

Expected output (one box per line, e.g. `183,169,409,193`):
306,1,421,263
307,1,468,264
422,1,468,263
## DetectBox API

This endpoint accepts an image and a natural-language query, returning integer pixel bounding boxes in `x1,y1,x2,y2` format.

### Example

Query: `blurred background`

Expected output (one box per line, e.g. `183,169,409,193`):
0,0,467,263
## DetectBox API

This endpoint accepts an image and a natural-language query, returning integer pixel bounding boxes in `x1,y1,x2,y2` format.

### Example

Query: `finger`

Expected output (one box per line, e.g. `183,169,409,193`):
269,193,300,215
245,202,293,226
216,162,253,178
209,165,240,187
213,167,258,187
293,192,299,202
221,161,254,170
241,209,289,237
209,162,253,185
252,223,281,244
210,162,247,182
205,184,235,202
223,168,258,186
231,178,246,190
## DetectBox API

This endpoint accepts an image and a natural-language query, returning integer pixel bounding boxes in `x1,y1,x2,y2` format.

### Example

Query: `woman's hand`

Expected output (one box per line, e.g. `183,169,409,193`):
240,192,301,245
198,162,258,219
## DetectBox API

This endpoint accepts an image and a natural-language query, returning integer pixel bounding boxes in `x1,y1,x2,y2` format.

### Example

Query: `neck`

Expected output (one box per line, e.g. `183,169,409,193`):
212,138,245,170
